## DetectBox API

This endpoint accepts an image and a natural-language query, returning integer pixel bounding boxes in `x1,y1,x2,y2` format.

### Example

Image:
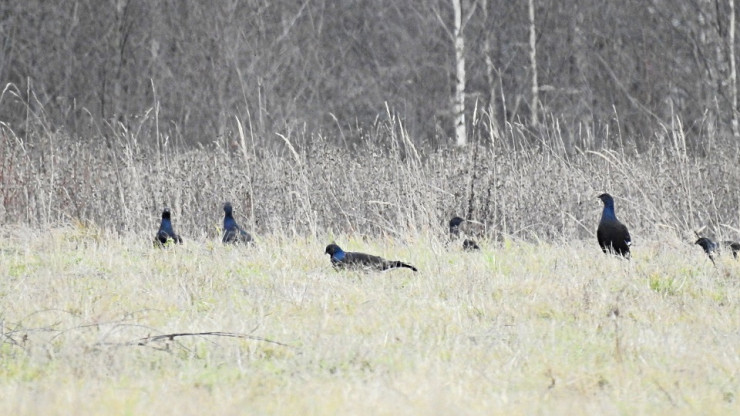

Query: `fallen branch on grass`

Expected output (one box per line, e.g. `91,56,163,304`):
136,331,295,348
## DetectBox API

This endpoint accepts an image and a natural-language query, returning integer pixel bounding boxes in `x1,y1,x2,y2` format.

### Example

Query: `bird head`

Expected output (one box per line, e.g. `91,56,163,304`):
449,216,465,235
597,193,615,208
161,208,172,220
325,243,345,259
223,202,234,216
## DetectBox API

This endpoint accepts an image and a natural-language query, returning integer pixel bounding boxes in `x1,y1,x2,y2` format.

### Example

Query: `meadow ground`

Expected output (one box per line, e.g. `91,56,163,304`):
1,225,739,415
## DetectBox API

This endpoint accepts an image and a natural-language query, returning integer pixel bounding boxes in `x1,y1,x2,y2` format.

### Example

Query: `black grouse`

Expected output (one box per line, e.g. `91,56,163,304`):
695,237,740,264
597,193,631,257
695,237,719,265
154,208,182,247
324,243,418,272
449,216,480,251
222,202,253,244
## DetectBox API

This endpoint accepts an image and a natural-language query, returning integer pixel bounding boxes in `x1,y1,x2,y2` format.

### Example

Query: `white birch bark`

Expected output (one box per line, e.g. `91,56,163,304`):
452,0,467,146
528,0,539,127
730,0,738,137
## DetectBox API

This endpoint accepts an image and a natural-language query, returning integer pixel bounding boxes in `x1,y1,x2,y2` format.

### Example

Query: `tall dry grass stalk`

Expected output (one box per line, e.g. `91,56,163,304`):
2,107,739,245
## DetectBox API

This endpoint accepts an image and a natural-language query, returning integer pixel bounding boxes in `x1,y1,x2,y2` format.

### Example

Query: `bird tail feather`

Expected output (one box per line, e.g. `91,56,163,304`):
386,261,418,272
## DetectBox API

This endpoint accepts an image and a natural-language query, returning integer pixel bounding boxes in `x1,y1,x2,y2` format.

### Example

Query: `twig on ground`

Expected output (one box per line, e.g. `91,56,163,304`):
135,331,295,348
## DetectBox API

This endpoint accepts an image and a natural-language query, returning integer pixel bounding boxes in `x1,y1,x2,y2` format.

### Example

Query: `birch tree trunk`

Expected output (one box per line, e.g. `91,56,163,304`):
730,0,738,137
112,0,130,122
452,0,467,146
528,0,539,128
480,0,501,143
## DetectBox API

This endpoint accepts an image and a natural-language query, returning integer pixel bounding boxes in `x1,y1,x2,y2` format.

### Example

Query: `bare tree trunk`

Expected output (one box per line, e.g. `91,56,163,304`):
452,0,467,146
112,0,130,122
528,0,539,128
480,0,501,143
730,0,738,137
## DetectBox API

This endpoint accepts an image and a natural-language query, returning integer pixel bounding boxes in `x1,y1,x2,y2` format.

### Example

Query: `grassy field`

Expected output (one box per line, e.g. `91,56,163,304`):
1,225,739,415
2,114,740,414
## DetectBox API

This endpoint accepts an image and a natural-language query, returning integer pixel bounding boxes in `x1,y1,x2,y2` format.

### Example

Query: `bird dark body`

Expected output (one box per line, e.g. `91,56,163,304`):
462,239,480,251
449,216,480,251
728,241,740,259
695,237,740,264
449,216,465,237
324,243,418,272
154,208,182,247
695,237,719,264
597,193,631,257
222,202,253,244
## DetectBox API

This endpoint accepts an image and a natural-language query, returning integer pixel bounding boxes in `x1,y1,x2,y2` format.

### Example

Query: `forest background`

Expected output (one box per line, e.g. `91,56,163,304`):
1,0,740,239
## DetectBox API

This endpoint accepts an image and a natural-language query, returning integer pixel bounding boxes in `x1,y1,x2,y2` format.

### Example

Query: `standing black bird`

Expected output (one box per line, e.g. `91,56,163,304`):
597,193,631,257
695,237,740,264
449,216,480,251
222,202,253,244
324,243,418,272
154,208,182,247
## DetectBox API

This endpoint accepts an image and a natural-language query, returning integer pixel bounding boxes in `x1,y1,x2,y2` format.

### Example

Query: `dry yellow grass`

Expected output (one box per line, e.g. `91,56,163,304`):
1,225,739,415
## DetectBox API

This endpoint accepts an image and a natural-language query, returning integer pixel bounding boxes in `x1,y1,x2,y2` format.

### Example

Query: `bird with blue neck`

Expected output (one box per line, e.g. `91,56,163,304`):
324,243,418,272
222,202,254,245
154,208,182,247
597,193,631,257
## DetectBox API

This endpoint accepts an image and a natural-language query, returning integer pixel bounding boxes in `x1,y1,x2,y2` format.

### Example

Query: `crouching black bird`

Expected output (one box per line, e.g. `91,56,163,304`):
154,208,182,247
462,239,480,251
324,243,418,272
222,202,253,244
449,216,480,251
729,241,740,259
597,193,631,257
695,237,740,264
695,237,719,265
